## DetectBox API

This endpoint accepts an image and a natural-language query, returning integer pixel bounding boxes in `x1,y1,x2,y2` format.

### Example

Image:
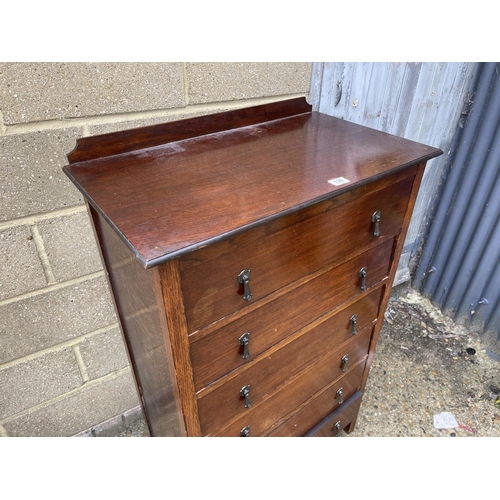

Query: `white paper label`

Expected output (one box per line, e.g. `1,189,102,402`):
328,177,350,186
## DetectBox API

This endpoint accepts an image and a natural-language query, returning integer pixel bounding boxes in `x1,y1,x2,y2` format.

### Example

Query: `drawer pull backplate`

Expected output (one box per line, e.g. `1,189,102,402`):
237,269,253,301
334,421,341,437
350,314,358,335
359,267,367,291
341,354,349,372
239,332,251,359
372,210,381,237
240,384,252,408
337,388,344,405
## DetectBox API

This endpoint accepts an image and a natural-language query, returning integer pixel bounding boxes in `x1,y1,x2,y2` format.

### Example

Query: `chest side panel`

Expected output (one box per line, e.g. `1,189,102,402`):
89,207,183,436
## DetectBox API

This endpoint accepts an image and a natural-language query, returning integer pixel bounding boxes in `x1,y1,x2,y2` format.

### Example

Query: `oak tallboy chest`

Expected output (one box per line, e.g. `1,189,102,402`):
64,98,442,437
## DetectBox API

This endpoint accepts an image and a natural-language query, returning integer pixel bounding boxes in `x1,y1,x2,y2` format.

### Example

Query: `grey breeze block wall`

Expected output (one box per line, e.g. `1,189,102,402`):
0,62,312,437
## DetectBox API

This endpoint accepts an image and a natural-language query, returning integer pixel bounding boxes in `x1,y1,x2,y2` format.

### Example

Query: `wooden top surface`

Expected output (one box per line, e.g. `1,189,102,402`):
64,98,442,267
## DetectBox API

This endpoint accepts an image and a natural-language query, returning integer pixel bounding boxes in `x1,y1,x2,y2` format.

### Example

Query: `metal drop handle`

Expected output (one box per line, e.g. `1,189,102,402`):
372,210,381,237
239,332,250,359
350,314,358,335
341,354,349,372
238,269,252,301
334,421,341,437
359,267,367,291
337,388,344,405
240,425,250,437
240,385,252,408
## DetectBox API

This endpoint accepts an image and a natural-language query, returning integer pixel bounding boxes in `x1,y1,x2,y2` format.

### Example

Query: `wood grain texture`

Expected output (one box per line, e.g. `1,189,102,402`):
190,270,384,392
360,162,428,392
157,260,201,436
67,97,312,163
180,177,412,331
196,237,394,400
63,98,442,268
63,101,443,437
266,362,366,437
304,391,364,437
197,325,372,436
217,359,367,437
89,207,182,436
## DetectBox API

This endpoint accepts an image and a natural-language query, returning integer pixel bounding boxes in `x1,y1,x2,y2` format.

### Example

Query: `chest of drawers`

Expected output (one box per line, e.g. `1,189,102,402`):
64,97,442,437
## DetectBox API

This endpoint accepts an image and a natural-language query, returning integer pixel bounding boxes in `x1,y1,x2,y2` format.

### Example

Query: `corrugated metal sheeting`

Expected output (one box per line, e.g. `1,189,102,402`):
414,62,500,339
310,62,500,340
310,62,477,285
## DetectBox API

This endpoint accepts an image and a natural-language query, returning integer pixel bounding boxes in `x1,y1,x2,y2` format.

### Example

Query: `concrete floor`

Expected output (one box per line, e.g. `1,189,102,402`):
104,284,500,438
348,284,500,437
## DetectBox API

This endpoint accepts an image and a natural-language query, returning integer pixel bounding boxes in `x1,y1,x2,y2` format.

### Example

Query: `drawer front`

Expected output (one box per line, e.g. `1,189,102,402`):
191,283,383,391
304,391,364,437
197,324,373,436
214,360,366,437
180,177,413,331
267,368,364,437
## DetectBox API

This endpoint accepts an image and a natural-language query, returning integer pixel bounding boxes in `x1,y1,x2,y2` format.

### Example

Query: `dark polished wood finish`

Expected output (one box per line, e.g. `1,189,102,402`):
190,284,384,392
179,177,412,331
89,207,183,436
304,391,364,437
64,97,442,437
267,364,366,437
64,99,440,268
157,260,201,436
197,320,373,436
67,97,313,163
217,358,367,437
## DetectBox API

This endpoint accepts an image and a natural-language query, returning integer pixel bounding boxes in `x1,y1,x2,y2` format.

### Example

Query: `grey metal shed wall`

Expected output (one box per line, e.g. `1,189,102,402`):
414,62,500,339
309,62,477,284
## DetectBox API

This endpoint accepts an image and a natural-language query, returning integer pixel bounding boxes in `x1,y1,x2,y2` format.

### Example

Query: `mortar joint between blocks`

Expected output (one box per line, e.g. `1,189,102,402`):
0,205,87,232
0,367,132,425
0,322,119,371
0,110,6,136
72,345,90,384
29,224,56,285
182,63,189,106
